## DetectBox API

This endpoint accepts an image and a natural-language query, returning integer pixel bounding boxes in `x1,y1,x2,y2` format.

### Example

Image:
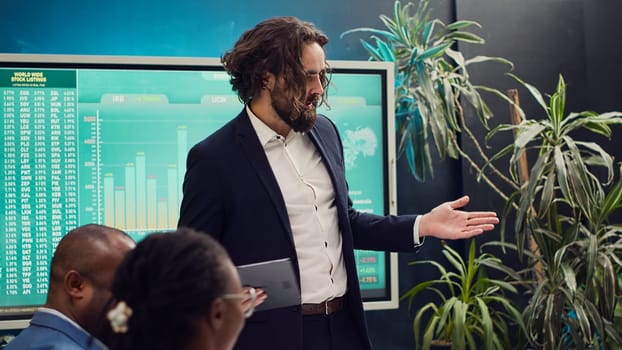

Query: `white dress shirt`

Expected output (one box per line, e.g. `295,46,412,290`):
247,107,347,303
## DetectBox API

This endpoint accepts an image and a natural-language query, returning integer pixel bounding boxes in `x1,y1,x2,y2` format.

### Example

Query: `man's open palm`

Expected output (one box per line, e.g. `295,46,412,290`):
419,195,499,239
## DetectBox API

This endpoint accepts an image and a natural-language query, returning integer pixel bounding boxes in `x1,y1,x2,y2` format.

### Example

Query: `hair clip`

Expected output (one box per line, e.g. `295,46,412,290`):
107,301,133,334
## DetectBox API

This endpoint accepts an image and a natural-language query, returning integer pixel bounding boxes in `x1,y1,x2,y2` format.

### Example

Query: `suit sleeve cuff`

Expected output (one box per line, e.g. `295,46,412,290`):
413,215,425,247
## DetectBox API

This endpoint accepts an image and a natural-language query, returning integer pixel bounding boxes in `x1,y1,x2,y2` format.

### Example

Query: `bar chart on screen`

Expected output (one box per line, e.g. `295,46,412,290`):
77,92,242,241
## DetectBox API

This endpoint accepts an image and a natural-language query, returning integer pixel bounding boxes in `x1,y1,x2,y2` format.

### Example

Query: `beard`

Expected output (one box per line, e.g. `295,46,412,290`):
270,84,320,133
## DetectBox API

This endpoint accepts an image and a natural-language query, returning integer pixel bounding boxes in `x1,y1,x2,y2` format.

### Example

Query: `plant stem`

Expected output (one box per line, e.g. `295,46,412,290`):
453,98,518,207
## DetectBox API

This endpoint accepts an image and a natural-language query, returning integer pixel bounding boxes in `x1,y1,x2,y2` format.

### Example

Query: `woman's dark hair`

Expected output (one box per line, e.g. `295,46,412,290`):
104,228,232,350
221,16,330,111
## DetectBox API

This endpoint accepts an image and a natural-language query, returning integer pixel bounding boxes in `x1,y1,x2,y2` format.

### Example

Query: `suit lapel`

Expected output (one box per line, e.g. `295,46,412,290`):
233,111,295,246
308,119,347,210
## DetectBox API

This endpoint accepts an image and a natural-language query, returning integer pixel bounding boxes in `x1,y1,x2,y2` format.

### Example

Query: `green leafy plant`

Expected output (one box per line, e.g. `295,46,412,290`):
344,1,622,348
341,0,512,181
486,74,622,349
401,239,525,350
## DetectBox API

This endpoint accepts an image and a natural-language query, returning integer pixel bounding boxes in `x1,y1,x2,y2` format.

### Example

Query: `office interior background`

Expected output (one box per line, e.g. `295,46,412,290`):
2,0,622,348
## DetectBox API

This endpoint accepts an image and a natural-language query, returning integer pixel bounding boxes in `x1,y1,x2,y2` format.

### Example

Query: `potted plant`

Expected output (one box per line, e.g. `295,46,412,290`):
401,239,525,350
484,74,622,349
341,0,513,182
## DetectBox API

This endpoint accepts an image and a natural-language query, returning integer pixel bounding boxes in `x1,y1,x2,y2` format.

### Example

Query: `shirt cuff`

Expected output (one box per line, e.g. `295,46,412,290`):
413,215,425,247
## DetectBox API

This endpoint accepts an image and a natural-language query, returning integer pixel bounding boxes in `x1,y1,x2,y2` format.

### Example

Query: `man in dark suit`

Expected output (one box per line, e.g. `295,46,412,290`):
6,224,135,350
178,16,499,350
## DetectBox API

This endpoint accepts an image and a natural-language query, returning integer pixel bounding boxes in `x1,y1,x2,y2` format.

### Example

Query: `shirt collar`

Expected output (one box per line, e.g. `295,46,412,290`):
246,105,298,147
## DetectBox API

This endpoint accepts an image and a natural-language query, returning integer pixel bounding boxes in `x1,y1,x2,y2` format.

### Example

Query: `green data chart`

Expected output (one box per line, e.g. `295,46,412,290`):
1,66,388,309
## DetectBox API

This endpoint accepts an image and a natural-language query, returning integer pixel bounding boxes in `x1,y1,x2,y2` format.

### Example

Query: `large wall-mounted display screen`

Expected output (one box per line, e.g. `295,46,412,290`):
0,54,398,324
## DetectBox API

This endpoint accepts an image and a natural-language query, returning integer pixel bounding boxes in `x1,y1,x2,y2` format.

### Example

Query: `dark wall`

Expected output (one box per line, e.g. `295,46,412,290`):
3,0,620,349
583,1,622,112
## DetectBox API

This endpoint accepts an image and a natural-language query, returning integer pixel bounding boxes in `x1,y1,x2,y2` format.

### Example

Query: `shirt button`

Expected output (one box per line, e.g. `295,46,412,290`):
324,241,328,247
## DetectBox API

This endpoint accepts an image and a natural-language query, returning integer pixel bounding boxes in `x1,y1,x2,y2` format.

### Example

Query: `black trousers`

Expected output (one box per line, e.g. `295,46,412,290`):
301,309,368,350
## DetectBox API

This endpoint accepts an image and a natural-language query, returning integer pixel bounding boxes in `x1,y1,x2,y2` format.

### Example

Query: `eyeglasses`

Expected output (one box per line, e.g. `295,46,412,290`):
222,287,257,318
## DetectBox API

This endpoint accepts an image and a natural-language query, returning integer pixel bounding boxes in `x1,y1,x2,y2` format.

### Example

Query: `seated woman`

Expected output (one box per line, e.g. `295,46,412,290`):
103,228,265,350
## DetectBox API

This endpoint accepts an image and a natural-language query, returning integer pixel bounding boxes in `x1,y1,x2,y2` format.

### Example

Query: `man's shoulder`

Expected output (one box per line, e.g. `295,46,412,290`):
5,312,104,350
6,337,88,350
5,326,86,350
192,109,248,149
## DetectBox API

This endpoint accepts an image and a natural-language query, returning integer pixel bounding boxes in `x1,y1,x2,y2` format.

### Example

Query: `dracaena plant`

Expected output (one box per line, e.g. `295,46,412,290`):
486,74,622,349
401,239,525,350
341,0,512,182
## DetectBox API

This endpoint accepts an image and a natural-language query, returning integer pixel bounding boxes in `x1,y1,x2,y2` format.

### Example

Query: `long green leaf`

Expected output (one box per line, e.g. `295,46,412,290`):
554,146,573,203
418,41,453,60
452,299,466,349
445,31,485,44
444,47,465,68
465,56,514,70
539,168,556,216
446,19,481,31
561,263,577,294
573,140,614,182
359,39,387,62
573,299,594,345
421,19,435,46
508,73,549,114
599,163,622,222
414,302,438,348
512,122,546,151
372,36,396,62
340,27,398,41
599,254,615,319
475,297,494,350
442,247,467,278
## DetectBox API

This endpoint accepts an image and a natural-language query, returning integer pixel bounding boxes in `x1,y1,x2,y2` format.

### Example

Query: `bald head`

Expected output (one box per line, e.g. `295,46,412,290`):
46,224,135,336
49,224,132,290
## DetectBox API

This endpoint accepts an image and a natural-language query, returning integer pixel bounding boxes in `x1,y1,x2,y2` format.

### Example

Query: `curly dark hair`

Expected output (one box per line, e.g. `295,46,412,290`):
103,228,233,350
221,16,330,109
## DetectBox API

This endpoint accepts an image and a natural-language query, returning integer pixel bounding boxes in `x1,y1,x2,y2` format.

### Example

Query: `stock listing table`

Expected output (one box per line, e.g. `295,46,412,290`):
1,70,78,307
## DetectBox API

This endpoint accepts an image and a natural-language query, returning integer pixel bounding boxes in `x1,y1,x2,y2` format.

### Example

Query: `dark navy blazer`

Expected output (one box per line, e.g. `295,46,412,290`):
178,109,417,350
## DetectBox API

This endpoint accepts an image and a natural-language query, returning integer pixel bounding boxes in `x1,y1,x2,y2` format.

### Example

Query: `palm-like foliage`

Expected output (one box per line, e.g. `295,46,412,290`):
486,74,622,349
401,239,525,350
344,1,622,348
341,0,511,181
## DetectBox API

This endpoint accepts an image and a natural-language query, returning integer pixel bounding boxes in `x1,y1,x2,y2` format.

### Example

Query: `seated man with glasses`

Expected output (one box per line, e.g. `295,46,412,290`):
102,228,265,350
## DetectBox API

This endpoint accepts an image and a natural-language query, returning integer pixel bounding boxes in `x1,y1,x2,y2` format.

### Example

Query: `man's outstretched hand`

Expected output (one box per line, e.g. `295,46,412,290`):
419,195,499,240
